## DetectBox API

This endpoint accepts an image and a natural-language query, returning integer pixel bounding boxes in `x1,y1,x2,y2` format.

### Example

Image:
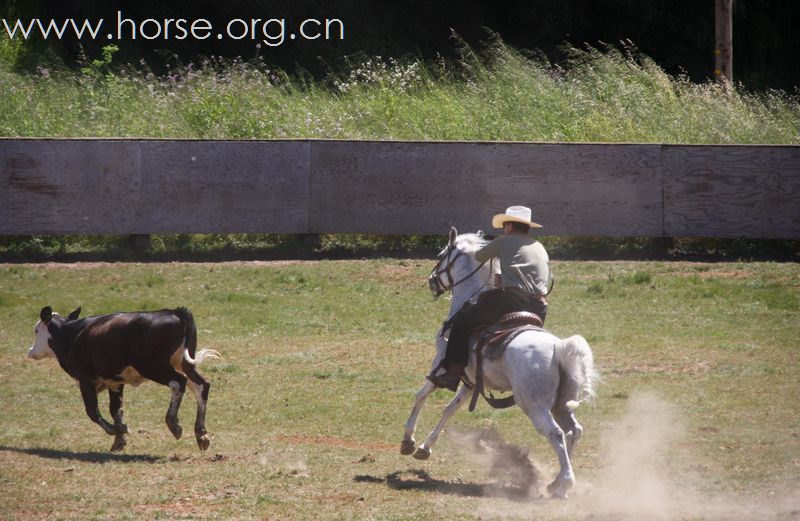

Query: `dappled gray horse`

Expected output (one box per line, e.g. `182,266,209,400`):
401,228,597,498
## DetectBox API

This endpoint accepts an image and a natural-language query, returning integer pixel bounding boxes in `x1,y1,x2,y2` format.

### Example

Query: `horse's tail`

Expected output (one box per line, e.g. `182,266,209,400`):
554,335,598,410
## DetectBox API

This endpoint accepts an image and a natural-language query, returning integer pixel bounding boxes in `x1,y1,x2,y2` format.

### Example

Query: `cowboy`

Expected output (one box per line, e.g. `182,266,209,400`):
428,205,550,392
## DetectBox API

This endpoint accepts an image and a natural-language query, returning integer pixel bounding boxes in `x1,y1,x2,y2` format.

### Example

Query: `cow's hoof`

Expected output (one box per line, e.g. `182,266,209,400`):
413,446,431,460
196,434,211,451
167,422,183,440
400,439,416,456
110,435,127,452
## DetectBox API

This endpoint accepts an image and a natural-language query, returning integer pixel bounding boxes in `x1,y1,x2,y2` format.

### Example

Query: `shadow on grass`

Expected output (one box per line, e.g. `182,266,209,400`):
355,469,534,502
0,445,163,463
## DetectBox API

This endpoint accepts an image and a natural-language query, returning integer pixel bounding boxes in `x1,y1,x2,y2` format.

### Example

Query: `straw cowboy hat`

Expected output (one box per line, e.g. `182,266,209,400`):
491,205,543,229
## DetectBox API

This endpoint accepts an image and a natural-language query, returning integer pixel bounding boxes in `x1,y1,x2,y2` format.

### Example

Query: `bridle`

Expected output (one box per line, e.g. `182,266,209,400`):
428,244,493,300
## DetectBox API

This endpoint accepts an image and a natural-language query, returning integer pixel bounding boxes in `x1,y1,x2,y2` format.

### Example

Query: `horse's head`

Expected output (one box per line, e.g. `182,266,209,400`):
428,227,493,300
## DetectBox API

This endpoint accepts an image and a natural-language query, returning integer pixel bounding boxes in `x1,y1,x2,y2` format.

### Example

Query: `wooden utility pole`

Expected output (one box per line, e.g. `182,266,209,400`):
715,0,733,83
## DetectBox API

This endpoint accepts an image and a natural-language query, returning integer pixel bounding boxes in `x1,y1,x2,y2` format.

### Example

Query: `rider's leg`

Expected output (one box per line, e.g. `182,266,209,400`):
428,292,516,391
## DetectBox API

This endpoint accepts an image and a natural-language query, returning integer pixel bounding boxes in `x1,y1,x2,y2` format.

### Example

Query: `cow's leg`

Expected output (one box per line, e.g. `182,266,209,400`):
164,372,187,439
141,368,187,440
109,386,129,452
183,362,212,451
79,381,116,436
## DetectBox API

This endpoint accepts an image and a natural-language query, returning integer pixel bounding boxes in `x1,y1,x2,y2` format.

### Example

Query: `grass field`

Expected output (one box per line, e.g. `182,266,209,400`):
0,258,798,520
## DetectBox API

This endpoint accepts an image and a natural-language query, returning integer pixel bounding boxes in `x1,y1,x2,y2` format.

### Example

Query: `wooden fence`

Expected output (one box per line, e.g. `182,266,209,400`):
2,139,799,239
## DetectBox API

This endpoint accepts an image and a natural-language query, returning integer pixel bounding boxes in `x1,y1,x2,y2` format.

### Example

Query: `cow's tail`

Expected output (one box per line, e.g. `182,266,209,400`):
554,334,598,410
176,307,222,366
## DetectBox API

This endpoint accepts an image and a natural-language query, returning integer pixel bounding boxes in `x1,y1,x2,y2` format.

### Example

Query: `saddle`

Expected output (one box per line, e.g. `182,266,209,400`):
467,311,547,412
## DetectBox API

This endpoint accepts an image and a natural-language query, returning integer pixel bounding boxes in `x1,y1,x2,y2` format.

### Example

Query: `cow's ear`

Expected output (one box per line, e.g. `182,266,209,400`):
40,306,53,324
448,227,458,245
67,307,81,320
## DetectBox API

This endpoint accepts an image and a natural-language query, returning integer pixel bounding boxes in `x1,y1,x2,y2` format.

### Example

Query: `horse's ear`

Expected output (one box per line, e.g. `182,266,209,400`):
67,307,81,320
448,227,458,245
40,306,53,324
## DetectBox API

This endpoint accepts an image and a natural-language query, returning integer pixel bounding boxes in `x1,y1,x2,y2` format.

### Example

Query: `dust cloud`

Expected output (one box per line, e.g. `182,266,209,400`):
451,393,800,520
449,425,545,499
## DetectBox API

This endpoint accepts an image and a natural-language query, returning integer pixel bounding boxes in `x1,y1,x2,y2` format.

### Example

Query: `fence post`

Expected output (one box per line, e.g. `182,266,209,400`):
715,0,733,83
300,233,321,250
128,234,151,251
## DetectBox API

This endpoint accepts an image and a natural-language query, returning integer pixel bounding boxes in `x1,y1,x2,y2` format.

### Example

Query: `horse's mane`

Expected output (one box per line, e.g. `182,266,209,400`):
455,232,489,253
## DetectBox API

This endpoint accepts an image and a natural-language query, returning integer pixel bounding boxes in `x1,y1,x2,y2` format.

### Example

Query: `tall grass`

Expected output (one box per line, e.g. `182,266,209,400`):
1,39,798,143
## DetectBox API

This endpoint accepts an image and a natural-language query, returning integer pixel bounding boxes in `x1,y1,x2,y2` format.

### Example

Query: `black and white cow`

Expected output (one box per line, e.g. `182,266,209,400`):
28,306,220,452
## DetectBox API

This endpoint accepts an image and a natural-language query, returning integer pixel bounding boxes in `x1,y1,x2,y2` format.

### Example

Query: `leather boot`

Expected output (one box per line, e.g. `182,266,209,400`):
427,364,465,392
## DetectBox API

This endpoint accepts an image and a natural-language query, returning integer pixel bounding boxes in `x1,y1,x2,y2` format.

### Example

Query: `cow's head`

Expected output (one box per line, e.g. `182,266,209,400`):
28,306,80,360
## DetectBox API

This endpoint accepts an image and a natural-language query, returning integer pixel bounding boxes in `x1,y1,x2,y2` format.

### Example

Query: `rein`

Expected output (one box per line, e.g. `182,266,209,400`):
429,244,493,300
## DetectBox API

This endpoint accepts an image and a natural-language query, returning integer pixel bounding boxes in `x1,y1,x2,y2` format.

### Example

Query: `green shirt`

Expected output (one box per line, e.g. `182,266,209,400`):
474,233,550,295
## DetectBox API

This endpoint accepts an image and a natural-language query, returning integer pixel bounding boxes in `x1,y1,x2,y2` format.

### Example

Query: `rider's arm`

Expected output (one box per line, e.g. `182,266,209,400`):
475,236,503,263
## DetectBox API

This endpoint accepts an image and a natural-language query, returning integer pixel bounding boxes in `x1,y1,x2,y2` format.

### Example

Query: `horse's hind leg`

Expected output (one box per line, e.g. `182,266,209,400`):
552,367,583,458
524,403,575,498
414,384,470,460
402,379,436,455
184,361,212,451
552,405,583,459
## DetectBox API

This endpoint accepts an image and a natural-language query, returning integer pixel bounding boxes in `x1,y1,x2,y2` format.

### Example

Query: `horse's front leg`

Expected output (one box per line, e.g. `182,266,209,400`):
414,384,470,460
401,333,447,455
401,379,437,455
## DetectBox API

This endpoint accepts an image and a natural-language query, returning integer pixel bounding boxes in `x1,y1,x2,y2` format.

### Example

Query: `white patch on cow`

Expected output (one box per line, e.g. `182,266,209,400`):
28,319,55,360
118,367,146,386
187,379,207,414
170,343,185,371
95,367,147,391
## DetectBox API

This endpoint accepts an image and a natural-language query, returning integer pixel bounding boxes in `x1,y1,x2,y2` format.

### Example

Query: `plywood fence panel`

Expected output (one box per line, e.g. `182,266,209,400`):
663,145,800,239
1,140,143,234
3,139,799,238
0,139,311,234
136,140,310,233
310,141,663,236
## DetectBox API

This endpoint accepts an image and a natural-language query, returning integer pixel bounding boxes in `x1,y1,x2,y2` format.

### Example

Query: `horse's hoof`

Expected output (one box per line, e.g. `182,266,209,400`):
110,435,127,452
196,434,211,451
400,439,416,456
167,422,183,440
413,447,431,460
547,480,570,499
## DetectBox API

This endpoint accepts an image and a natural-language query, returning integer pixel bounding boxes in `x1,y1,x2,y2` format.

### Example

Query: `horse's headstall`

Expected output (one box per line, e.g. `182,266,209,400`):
429,272,447,300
